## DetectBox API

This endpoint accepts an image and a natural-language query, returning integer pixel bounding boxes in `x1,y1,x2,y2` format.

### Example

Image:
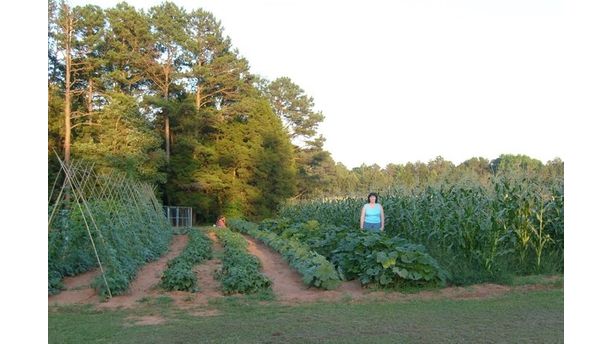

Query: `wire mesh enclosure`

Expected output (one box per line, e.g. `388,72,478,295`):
163,206,193,227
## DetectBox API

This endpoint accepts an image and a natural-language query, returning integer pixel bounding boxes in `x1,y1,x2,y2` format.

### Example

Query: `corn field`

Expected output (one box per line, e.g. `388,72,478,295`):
279,176,563,284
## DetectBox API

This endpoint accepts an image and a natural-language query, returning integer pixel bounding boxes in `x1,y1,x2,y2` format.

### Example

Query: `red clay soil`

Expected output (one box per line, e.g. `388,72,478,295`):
364,283,513,302
124,315,166,327
47,269,101,305
193,232,224,298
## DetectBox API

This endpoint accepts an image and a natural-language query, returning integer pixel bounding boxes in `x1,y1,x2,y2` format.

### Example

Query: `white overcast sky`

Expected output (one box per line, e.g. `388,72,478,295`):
61,0,609,168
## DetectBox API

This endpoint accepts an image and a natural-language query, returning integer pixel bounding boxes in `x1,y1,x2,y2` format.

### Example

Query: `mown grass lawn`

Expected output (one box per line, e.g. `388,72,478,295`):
49,288,563,344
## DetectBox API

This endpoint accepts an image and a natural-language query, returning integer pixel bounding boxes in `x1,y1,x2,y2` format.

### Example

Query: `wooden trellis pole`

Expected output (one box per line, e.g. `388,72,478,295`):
48,153,172,299
53,153,112,298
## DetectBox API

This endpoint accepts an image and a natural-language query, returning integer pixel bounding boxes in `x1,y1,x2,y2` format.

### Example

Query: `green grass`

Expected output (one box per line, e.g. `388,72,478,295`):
49,289,563,344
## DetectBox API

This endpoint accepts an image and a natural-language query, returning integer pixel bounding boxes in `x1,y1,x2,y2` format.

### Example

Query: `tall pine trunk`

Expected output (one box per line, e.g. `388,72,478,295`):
195,84,201,110
164,114,170,162
164,67,170,162
195,59,202,111
64,55,71,163
87,79,94,118
62,5,73,164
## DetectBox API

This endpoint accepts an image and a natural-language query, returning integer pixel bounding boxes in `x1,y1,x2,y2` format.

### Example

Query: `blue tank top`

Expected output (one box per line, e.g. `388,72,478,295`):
364,204,382,223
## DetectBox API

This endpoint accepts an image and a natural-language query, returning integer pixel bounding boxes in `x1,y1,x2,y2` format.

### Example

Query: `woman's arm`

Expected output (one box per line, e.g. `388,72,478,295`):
380,205,385,231
360,206,365,230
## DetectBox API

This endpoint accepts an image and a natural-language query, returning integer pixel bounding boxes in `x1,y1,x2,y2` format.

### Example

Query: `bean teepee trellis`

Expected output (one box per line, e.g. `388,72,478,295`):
48,152,171,298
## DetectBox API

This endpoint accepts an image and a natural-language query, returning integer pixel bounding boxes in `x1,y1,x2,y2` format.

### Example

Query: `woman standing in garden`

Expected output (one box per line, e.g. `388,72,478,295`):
360,192,385,232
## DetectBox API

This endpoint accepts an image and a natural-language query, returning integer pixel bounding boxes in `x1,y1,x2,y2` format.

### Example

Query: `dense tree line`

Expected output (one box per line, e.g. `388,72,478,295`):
48,1,306,221
48,1,563,222
325,155,564,198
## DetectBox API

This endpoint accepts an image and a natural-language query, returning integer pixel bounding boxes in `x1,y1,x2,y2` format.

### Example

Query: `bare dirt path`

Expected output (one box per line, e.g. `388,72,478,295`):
174,231,224,309
47,269,101,305
194,231,223,297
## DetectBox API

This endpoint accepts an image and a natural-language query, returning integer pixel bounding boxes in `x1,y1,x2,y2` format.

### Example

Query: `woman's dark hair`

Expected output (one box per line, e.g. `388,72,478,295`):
367,192,378,203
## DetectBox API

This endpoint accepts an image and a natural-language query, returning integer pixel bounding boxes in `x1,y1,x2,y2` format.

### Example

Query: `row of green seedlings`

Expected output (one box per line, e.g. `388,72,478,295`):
160,229,213,292
232,218,448,288
228,220,342,290
279,176,564,283
214,229,271,294
49,200,173,297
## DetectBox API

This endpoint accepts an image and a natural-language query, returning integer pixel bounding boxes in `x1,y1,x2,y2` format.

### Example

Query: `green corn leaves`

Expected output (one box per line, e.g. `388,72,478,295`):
276,176,563,284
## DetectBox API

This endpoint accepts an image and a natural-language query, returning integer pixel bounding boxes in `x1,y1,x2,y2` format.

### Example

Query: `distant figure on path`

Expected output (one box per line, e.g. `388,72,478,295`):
215,215,227,228
360,192,385,232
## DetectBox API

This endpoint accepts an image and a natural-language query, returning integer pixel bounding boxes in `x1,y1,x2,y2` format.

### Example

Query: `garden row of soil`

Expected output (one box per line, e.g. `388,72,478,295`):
49,229,562,310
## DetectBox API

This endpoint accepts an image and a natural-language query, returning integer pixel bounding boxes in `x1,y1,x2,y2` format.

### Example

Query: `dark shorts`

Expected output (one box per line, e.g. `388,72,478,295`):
363,222,382,231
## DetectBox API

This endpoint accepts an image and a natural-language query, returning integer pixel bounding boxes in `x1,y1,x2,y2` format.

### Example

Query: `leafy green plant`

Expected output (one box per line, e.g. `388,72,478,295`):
235,218,447,288
160,229,213,292
160,260,198,292
277,175,564,284
230,219,342,290
49,194,174,298
215,229,271,294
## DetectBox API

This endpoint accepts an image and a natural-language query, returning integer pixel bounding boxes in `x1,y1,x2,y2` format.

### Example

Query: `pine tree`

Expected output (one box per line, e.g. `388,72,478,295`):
145,2,190,162
104,2,152,94
265,77,324,147
55,1,76,163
